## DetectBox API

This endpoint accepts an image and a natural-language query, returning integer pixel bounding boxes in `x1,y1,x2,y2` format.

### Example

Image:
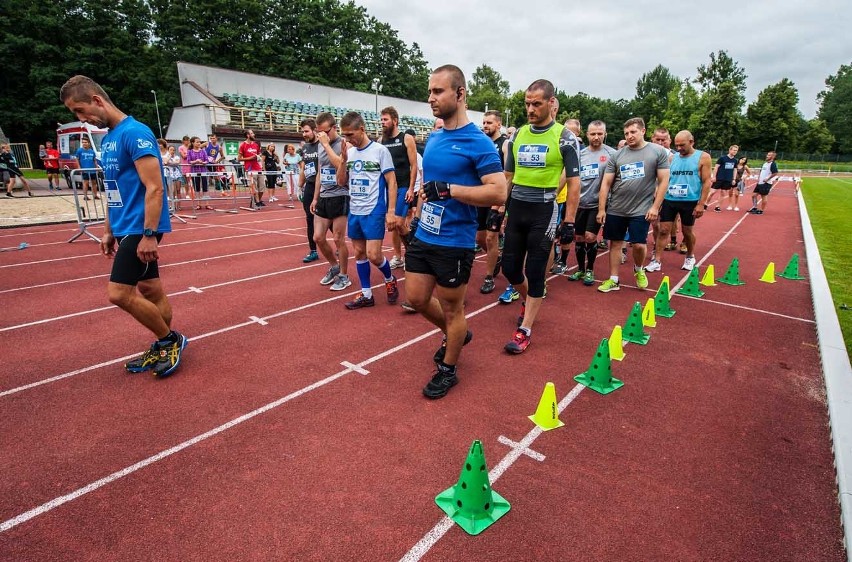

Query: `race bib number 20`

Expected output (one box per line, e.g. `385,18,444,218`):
620,161,645,180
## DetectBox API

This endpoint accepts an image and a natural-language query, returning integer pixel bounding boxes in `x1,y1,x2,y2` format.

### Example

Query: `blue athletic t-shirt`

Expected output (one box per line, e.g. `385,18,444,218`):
417,123,502,248
666,150,704,201
75,146,98,170
100,116,170,236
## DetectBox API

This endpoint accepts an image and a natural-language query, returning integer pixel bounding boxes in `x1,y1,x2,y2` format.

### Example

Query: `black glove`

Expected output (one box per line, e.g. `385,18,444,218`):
421,181,452,202
556,221,575,245
485,209,505,232
407,216,420,244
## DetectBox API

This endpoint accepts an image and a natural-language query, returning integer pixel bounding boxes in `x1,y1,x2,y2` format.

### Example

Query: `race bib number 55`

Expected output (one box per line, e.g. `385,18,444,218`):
420,202,443,235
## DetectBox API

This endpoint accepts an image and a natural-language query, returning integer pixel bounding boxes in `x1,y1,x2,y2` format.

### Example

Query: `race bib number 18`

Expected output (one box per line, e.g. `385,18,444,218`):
350,178,368,197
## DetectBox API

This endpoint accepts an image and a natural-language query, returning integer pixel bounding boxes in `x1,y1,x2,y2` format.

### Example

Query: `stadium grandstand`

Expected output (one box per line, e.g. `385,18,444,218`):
166,62,483,151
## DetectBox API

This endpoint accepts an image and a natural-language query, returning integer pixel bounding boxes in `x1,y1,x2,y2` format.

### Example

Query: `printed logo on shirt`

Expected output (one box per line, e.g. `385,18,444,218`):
136,139,153,150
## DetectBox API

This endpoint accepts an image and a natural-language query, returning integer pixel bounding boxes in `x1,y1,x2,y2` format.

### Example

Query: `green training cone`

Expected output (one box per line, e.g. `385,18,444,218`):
778,253,805,280
435,440,511,535
654,281,676,318
574,338,624,395
676,267,705,297
717,257,746,286
622,301,650,345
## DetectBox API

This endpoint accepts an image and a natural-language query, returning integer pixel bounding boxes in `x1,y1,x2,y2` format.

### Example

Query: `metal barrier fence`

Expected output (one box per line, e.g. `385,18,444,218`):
64,168,107,243
10,143,32,169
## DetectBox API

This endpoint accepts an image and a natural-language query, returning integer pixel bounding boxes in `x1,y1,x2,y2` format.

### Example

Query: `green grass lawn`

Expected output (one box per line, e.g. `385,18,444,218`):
779,160,852,173
23,169,47,179
802,177,852,355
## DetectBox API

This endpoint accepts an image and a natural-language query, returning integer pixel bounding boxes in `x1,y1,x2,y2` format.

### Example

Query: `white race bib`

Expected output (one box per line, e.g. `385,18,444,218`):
517,144,548,168
104,180,123,207
667,184,689,198
620,161,645,180
304,162,316,177
580,163,599,180
420,202,444,235
350,178,369,197
320,166,336,185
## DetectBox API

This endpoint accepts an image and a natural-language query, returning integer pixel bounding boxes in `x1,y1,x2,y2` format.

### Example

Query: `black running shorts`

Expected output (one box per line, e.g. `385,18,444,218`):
110,234,163,285
315,195,349,219
575,207,601,236
754,182,773,196
659,199,699,227
404,237,474,288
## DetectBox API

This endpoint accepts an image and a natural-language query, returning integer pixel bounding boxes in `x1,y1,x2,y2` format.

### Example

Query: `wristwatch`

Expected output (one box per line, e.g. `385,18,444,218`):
143,228,158,237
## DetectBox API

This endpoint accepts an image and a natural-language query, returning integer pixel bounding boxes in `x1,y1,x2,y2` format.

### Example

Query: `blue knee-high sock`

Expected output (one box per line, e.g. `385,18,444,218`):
356,259,372,298
377,257,392,280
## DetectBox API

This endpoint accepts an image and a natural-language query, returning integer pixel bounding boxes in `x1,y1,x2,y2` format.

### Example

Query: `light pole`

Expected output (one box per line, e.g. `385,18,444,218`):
371,78,382,114
151,89,163,138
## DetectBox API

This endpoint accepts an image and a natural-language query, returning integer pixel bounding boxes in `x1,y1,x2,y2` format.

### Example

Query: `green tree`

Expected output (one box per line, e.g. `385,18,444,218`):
695,50,747,97
466,64,510,112
695,81,741,149
633,65,680,128
800,119,835,154
817,62,852,153
741,78,801,152
660,80,706,135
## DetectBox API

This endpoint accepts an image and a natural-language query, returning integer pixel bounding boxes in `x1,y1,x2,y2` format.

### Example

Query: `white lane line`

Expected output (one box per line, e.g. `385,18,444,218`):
672,211,750,293
400,383,586,562
676,295,815,323
341,361,370,375
0,298,503,531
188,286,203,294
248,316,268,326
0,363,360,533
497,435,545,462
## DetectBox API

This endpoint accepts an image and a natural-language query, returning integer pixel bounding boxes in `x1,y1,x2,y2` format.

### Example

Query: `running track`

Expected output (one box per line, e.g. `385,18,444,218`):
0,182,844,561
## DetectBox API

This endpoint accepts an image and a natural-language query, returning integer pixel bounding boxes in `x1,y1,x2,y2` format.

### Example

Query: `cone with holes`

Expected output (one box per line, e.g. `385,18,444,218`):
718,257,745,286
435,440,511,535
700,264,716,286
759,262,776,283
660,275,672,299
528,382,564,430
623,301,651,345
654,281,676,318
574,338,624,394
778,253,805,280
642,298,657,328
609,325,626,361
676,267,705,297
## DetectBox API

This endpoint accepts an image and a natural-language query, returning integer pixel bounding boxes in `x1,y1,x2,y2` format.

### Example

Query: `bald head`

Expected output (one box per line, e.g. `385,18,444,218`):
673,130,695,156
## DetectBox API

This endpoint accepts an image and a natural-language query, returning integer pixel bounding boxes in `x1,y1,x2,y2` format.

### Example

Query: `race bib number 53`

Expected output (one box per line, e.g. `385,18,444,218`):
517,144,548,168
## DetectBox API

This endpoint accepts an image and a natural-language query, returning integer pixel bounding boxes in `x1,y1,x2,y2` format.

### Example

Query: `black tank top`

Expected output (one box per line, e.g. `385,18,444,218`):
493,135,507,170
382,132,412,189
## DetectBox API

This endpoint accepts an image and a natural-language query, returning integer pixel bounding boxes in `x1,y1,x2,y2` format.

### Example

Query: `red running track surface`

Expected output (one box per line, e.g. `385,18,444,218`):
0,184,844,561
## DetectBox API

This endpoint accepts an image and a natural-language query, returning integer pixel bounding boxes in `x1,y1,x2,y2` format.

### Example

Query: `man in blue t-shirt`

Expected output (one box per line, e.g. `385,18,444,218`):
74,137,101,200
61,75,187,379
705,144,738,212
406,64,506,399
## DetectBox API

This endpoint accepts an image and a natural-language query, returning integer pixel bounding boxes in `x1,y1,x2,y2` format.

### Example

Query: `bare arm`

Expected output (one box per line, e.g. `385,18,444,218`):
432,172,507,207
646,167,671,222
404,135,418,201
135,155,166,263
694,152,713,217
596,172,615,224
384,170,400,230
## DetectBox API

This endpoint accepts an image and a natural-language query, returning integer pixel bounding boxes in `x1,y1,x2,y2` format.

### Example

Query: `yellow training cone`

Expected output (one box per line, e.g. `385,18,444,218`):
759,262,776,283
660,275,672,299
642,298,657,328
609,325,626,361
528,382,564,431
700,264,717,286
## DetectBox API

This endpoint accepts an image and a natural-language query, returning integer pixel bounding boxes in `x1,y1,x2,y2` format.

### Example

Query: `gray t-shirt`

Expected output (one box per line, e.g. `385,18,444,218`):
317,137,348,198
604,142,670,216
579,144,616,209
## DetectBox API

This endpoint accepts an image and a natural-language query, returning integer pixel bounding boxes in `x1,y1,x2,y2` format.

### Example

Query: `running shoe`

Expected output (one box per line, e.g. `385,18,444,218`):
152,332,188,378
320,264,341,285
726,206,733,211
385,276,399,304
400,301,416,313
517,302,526,327
330,274,352,291
582,270,595,286
645,259,662,272
345,293,374,309
598,279,620,293
664,241,677,251
498,286,519,304
303,250,319,263
747,207,758,214
682,256,696,271
754,210,764,215
550,263,568,275
433,329,473,364
734,207,740,211
504,328,531,354
714,206,721,213
422,363,458,399
597,240,608,250
389,255,405,270
679,243,688,254
480,276,496,294
634,268,649,289
269,196,278,202
125,343,161,373
567,270,584,281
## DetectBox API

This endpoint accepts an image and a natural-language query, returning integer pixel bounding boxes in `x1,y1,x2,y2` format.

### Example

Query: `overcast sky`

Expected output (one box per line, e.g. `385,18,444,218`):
354,0,851,119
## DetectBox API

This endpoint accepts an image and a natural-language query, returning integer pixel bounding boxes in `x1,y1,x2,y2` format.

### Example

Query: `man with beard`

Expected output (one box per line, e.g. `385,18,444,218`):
298,118,320,262
477,110,507,295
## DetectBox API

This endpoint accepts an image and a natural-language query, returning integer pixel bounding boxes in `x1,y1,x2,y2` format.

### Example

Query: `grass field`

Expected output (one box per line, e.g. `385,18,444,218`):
802,177,852,355
780,160,852,173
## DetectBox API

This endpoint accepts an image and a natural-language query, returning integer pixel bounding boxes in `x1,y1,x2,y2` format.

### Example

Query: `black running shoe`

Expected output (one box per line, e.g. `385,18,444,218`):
480,276,496,294
422,364,458,399
345,294,375,309
125,343,160,373
433,329,473,364
385,276,399,304
152,332,188,378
